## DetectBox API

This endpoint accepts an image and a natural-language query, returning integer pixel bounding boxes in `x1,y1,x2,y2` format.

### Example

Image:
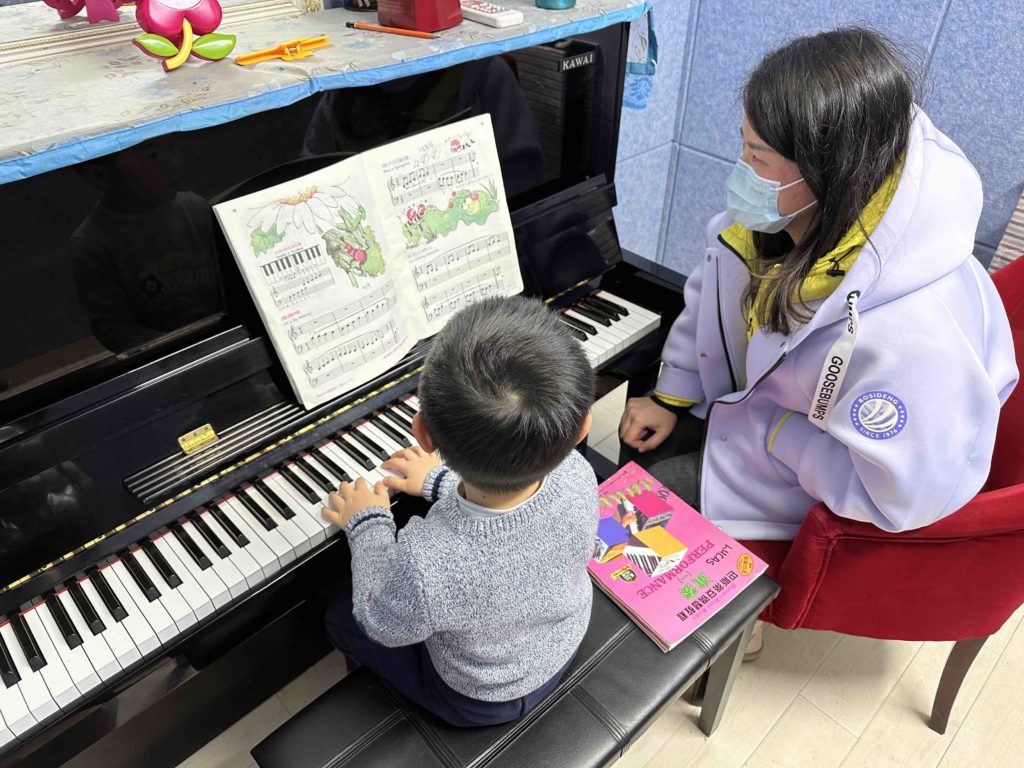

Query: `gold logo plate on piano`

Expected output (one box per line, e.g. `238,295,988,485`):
178,423,218,455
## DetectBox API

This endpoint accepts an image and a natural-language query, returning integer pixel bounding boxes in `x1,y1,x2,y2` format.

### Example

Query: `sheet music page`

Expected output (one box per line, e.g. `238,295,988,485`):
214,158,420,409
363,114,523,337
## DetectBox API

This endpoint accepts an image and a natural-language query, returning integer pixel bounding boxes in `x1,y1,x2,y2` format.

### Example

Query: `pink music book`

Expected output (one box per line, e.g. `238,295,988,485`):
589,462,768,651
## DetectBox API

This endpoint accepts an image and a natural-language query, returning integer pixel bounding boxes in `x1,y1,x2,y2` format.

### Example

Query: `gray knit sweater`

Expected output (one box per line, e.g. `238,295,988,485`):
343,449,599,701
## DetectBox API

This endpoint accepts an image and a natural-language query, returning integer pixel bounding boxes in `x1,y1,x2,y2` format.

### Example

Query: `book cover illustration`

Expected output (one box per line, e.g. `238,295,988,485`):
589,462,768,651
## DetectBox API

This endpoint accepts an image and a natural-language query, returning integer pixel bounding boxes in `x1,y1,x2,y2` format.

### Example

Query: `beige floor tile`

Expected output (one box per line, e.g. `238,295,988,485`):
643,626,842,768
936,645,1024,768
985,601,1024,656
176,694,290,768
840,642,1000,768
744,696,856,768
276,650,349,715
801,634,921,736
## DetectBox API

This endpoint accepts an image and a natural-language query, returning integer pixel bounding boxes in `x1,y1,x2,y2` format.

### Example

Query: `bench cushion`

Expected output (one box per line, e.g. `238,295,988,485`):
253,579,778,768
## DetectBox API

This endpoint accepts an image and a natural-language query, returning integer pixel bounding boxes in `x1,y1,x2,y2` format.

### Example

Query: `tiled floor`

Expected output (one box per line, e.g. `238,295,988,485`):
177,384,1024,768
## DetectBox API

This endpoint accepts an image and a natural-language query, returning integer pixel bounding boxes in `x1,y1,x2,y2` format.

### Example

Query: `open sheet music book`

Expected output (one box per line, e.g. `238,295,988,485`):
214,115,523,409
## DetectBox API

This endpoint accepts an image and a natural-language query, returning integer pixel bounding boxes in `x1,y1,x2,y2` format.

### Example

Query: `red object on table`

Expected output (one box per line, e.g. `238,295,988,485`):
739,254,1024,734
376,0,463,33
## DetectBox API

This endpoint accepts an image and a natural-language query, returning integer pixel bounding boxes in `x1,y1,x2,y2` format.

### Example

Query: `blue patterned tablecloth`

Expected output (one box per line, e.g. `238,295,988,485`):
0,0,648,184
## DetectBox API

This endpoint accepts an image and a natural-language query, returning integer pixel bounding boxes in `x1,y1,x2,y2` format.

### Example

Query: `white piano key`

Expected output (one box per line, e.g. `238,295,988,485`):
162,531,231,611
323,440,386,486
181,521,248,600
0,621,57,724
79,576,142,668
269,470,336,540
107,560,177,646
35,597,100,696
150,535,216,622
264,474,327,547
21,607,77,709
94,564,160,658
0,711,14,751
359,422,406,460
219,498,285,574
0,655,33,737
569,309,628,353
284,464,339,537
405,395,420,410
250,479,317,555
132,547,197,634
57,588,120,682
596,291,660,325
195,509,264,589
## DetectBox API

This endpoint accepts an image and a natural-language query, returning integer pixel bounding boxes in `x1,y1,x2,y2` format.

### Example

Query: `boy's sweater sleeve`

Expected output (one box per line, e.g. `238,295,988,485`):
343,508,433,647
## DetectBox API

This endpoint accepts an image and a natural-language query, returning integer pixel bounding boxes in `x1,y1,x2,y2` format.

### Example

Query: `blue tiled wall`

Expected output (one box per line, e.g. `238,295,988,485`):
615,0,1024,277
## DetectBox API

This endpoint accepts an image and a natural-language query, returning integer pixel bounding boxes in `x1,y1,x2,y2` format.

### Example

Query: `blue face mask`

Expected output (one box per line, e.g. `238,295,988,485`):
725,158,816,234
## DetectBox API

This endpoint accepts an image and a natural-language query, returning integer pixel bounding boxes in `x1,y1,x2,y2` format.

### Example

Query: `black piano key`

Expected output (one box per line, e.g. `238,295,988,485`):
381,408,414,436
580,296,619,321
571,303,612,327
558,318,589,342
91,568,129,621
208,502,250,547
233,491,277,532
254,479,295,520
68,581,105,635
0,631,20,687
333,435,375,471
277,464,320,505
561,312,597,336
11,612,46,671
349,427,388,462
142,540,183,588
172,525,213,570
590,293,629,316
191,513,231,559
295,455,334,493
394,400,417,419
46,593,83,648
311,448,352,484
122,551,161,602
372,415,411,447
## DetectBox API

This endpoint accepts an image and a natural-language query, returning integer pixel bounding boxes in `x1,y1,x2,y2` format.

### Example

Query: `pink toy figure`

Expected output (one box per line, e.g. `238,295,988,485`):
43,0,124,24
133,0,235,72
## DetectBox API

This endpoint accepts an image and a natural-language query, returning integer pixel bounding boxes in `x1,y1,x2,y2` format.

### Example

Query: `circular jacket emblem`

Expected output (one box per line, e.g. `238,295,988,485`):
850,391,907,439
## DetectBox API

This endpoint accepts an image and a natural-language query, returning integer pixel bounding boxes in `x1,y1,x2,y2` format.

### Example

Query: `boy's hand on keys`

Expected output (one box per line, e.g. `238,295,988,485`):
322,478,390,529
381,446,441,497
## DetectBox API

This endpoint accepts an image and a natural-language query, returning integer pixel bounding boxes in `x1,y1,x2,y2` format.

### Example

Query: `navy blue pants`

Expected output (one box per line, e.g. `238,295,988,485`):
324,582,573,727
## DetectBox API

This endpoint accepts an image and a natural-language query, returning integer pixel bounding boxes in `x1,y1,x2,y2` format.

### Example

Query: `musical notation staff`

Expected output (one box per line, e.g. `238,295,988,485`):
422,268,507,322
287,284,398,354
303,321,403,388
387,153,478,206
411,233,511,292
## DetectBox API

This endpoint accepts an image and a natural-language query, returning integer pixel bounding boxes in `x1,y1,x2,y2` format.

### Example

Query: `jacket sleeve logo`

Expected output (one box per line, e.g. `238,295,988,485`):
850,391,907,439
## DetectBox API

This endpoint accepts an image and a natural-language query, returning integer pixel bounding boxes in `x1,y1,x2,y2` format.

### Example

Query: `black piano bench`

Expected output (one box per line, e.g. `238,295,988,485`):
252,579,778,768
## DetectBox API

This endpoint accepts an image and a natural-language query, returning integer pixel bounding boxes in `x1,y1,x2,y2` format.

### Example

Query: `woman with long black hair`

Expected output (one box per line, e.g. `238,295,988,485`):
619,28,1017,543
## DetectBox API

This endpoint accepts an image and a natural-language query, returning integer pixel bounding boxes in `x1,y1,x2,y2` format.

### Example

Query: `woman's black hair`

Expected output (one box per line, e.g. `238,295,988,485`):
742,27,919,334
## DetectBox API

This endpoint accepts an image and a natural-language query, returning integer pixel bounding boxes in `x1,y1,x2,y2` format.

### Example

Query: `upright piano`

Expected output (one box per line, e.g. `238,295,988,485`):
0,21,687,768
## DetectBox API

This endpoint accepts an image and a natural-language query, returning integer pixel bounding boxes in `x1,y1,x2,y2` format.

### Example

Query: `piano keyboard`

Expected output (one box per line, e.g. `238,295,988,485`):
557,291,660,368
0,398,425,749
0,289,660,750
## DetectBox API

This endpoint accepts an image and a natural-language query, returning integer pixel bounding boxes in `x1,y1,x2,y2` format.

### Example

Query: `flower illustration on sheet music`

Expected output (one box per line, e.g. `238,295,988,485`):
248,186,359,240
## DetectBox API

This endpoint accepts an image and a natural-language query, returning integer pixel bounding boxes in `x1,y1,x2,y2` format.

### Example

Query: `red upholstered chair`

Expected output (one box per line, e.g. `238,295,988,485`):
740,254,1024,734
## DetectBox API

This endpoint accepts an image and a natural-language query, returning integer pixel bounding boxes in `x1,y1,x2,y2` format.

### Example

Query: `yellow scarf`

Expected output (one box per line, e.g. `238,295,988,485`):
721,160,904,339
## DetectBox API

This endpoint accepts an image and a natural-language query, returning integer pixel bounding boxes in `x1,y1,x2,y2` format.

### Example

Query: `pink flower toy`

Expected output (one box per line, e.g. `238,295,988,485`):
133,0,236,72
43,0,124,24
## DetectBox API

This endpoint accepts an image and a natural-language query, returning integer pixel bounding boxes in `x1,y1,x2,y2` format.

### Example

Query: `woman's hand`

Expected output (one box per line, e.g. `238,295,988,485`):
381,446,441,497
322,478,389,529
619,397,678,453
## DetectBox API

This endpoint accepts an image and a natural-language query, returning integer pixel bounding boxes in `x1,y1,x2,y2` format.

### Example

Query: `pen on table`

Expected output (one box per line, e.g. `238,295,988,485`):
345,21,439,40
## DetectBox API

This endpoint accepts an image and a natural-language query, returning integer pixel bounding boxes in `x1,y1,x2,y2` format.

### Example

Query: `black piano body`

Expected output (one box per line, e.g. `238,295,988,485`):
0,22,687,768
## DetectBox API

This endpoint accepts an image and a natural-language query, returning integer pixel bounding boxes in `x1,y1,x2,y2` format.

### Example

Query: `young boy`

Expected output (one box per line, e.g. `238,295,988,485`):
321,295,599,727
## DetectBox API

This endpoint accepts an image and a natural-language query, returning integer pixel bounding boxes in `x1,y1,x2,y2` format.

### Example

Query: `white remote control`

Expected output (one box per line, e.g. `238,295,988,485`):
460,1,524,28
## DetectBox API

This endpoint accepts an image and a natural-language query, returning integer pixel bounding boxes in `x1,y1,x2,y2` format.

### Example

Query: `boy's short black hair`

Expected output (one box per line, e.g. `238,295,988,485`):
418,296,595,493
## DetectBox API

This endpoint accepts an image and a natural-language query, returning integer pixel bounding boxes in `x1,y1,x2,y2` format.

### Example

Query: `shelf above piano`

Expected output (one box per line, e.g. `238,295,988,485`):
0,1,648,186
